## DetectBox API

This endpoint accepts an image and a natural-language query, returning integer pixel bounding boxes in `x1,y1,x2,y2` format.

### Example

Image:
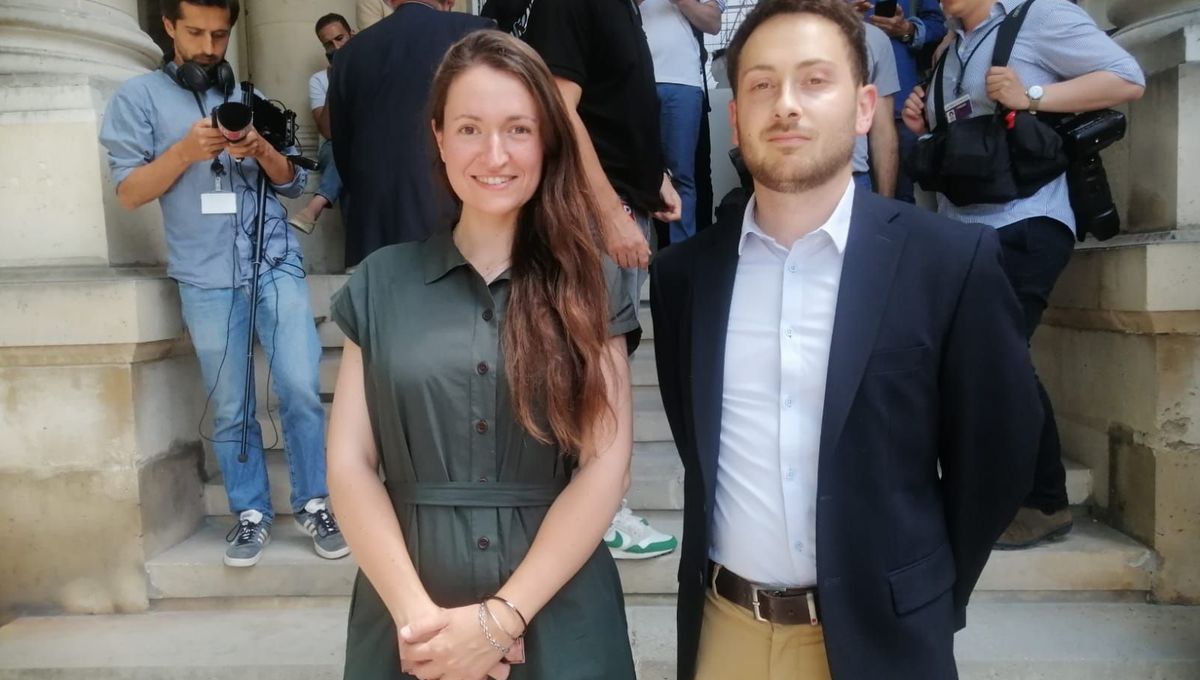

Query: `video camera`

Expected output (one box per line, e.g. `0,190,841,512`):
212,83,317,170
1055,109,1127,242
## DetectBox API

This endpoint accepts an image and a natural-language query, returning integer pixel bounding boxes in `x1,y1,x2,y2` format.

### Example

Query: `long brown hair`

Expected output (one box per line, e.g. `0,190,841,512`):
429,31,614,455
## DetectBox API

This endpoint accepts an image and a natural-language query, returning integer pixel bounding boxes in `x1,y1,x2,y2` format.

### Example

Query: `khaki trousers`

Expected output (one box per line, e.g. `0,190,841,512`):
694,589,833,680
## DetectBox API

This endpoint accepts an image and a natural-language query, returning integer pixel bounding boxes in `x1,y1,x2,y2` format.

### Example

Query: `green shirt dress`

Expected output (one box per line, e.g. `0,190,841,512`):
331,228,640,679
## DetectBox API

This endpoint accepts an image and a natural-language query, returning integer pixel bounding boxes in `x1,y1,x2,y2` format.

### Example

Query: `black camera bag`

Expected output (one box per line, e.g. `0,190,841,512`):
906,0,1068,206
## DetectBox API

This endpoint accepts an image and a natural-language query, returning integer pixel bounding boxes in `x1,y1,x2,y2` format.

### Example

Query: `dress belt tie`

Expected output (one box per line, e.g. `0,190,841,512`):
386,480,567,507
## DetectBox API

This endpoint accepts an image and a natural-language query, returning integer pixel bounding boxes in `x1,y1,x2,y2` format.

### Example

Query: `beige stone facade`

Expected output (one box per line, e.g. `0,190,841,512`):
0,0,1198,625
1033,0,1200,603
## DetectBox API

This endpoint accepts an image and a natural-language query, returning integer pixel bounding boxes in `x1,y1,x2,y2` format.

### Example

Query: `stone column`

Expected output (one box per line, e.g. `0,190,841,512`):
1033,0,1200,604
0,2,205,615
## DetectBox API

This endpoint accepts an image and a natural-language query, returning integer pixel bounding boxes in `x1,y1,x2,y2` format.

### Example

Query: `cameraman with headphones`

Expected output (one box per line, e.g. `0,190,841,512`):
901,0,1144,550
100,0,348,568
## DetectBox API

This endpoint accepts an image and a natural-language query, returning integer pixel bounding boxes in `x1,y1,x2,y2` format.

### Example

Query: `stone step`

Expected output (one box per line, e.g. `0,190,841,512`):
204,441,685,516
4,601,1199,680
144,512,1151,602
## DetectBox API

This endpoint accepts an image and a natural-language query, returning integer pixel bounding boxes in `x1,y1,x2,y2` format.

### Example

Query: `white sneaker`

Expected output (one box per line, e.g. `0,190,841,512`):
604,501,677,560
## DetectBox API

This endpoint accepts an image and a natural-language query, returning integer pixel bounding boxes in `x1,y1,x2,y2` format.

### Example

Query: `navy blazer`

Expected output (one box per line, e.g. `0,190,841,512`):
650,189,1042,679
327,5,493,267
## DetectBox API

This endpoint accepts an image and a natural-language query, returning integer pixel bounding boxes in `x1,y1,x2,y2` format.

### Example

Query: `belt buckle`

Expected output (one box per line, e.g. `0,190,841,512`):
750,585,780,623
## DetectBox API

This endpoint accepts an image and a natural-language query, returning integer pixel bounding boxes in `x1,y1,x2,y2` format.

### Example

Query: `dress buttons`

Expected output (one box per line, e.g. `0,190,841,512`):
477,361,489,375
475,420,489,434
477,536,491,550
482,308,495,322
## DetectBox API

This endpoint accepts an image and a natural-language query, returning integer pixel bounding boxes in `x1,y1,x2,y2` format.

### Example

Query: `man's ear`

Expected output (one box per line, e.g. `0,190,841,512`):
856,84,878,137
162,16,177,41
728,98,740,148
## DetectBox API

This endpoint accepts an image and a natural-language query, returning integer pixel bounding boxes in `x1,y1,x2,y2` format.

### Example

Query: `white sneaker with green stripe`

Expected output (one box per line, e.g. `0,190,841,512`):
605,501,677,560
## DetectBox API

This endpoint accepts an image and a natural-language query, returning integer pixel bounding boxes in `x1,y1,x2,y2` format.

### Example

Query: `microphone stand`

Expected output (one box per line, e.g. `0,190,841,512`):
236,154,315,464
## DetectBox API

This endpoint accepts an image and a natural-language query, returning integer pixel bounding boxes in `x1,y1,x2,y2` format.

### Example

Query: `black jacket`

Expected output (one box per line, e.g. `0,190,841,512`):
650,189,1042,679
328,4,493,267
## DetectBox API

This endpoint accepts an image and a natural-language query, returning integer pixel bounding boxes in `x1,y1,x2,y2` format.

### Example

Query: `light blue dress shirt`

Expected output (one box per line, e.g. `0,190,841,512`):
100,66,308,289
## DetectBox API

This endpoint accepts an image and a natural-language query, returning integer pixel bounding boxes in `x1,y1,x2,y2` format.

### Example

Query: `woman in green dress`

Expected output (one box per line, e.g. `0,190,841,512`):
327,31,640,680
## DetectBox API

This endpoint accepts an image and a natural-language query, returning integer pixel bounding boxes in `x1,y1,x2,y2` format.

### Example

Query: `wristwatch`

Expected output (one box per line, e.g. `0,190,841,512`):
899,20,916,45
1026,84,1045,113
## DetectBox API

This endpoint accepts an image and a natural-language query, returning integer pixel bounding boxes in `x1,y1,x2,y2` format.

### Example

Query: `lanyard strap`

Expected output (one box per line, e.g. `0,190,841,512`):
953,22,1003,97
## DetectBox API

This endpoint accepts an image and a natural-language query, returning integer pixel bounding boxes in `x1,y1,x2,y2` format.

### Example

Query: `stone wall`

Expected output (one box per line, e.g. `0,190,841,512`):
1033,0,1200,603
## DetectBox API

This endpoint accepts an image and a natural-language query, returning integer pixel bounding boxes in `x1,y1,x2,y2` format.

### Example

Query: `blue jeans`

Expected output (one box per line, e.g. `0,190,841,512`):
657,83,704,244
316,139,343,205
178,259,327,523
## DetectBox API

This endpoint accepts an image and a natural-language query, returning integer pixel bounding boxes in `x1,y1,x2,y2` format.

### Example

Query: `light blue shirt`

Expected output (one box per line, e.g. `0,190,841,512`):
100,66,308,289
925,0,1145,232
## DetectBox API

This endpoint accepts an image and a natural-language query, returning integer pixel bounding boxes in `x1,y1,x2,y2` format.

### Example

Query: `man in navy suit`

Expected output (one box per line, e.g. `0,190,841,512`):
650,1,1041,678
327,0,492,268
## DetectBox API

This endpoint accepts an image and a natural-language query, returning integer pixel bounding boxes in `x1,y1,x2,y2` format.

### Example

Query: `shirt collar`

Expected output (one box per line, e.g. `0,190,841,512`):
737,178,855,256
949,0,1018,38
421,226,513,285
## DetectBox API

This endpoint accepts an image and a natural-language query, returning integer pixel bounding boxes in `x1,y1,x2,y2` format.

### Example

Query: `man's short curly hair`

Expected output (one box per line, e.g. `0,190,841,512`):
726,0,868,95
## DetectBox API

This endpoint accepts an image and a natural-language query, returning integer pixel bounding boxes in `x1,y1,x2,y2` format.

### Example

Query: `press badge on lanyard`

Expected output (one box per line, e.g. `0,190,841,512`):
201,174,237,215
944,94,974,123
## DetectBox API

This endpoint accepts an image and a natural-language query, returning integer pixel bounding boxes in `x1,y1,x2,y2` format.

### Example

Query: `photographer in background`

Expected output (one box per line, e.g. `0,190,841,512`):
901,0,1144,549
100,0,348,569
289,12,353,233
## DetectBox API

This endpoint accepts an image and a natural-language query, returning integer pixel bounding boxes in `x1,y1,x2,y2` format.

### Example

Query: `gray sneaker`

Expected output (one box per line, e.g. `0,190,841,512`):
224,509,271,567
295,497,350,560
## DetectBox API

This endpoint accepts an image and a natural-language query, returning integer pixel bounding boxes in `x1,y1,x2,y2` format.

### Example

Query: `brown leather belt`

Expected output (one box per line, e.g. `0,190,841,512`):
710,561,821,626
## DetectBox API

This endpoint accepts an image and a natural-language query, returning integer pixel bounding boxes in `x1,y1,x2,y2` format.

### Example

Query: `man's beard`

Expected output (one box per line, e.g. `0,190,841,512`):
740,122,855,194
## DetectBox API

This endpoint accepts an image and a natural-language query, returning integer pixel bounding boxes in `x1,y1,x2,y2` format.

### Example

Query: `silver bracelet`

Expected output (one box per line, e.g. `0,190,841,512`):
482,599,520,641
477,602,512,655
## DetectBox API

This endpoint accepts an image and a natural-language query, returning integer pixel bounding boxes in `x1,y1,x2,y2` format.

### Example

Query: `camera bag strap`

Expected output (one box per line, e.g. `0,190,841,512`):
933,0,1038,129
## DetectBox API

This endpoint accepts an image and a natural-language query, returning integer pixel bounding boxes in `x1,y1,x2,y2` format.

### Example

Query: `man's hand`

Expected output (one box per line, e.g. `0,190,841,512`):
174,119,227,164
603,203,651,271
986,66,1031,111
868,13,914,40
902,85,929,135
226,127,275,162
653,173,682,223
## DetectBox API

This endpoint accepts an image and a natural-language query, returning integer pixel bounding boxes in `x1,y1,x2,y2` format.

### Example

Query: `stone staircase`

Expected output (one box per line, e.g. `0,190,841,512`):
2,274,1199,679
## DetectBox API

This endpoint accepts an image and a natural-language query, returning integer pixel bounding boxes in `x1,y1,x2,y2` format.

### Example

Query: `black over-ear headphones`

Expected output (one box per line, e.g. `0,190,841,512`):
162,59,237,98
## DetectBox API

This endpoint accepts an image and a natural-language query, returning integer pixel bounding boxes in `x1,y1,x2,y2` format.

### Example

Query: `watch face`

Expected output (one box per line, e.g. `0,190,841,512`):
1029,85,1044,99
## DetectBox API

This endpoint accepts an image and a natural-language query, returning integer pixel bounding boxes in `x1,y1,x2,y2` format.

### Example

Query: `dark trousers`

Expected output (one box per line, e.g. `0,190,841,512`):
996,216,1076,513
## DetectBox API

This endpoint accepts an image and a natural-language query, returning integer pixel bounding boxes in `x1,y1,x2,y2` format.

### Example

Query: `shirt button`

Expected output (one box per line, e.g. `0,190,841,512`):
784,397,793,408
784,327,794,338
793,540,804,553
475,420,489,434
788,264,799,274
477,361,489,375
477,536,491,550
785,467,796,481
482,308,495,322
